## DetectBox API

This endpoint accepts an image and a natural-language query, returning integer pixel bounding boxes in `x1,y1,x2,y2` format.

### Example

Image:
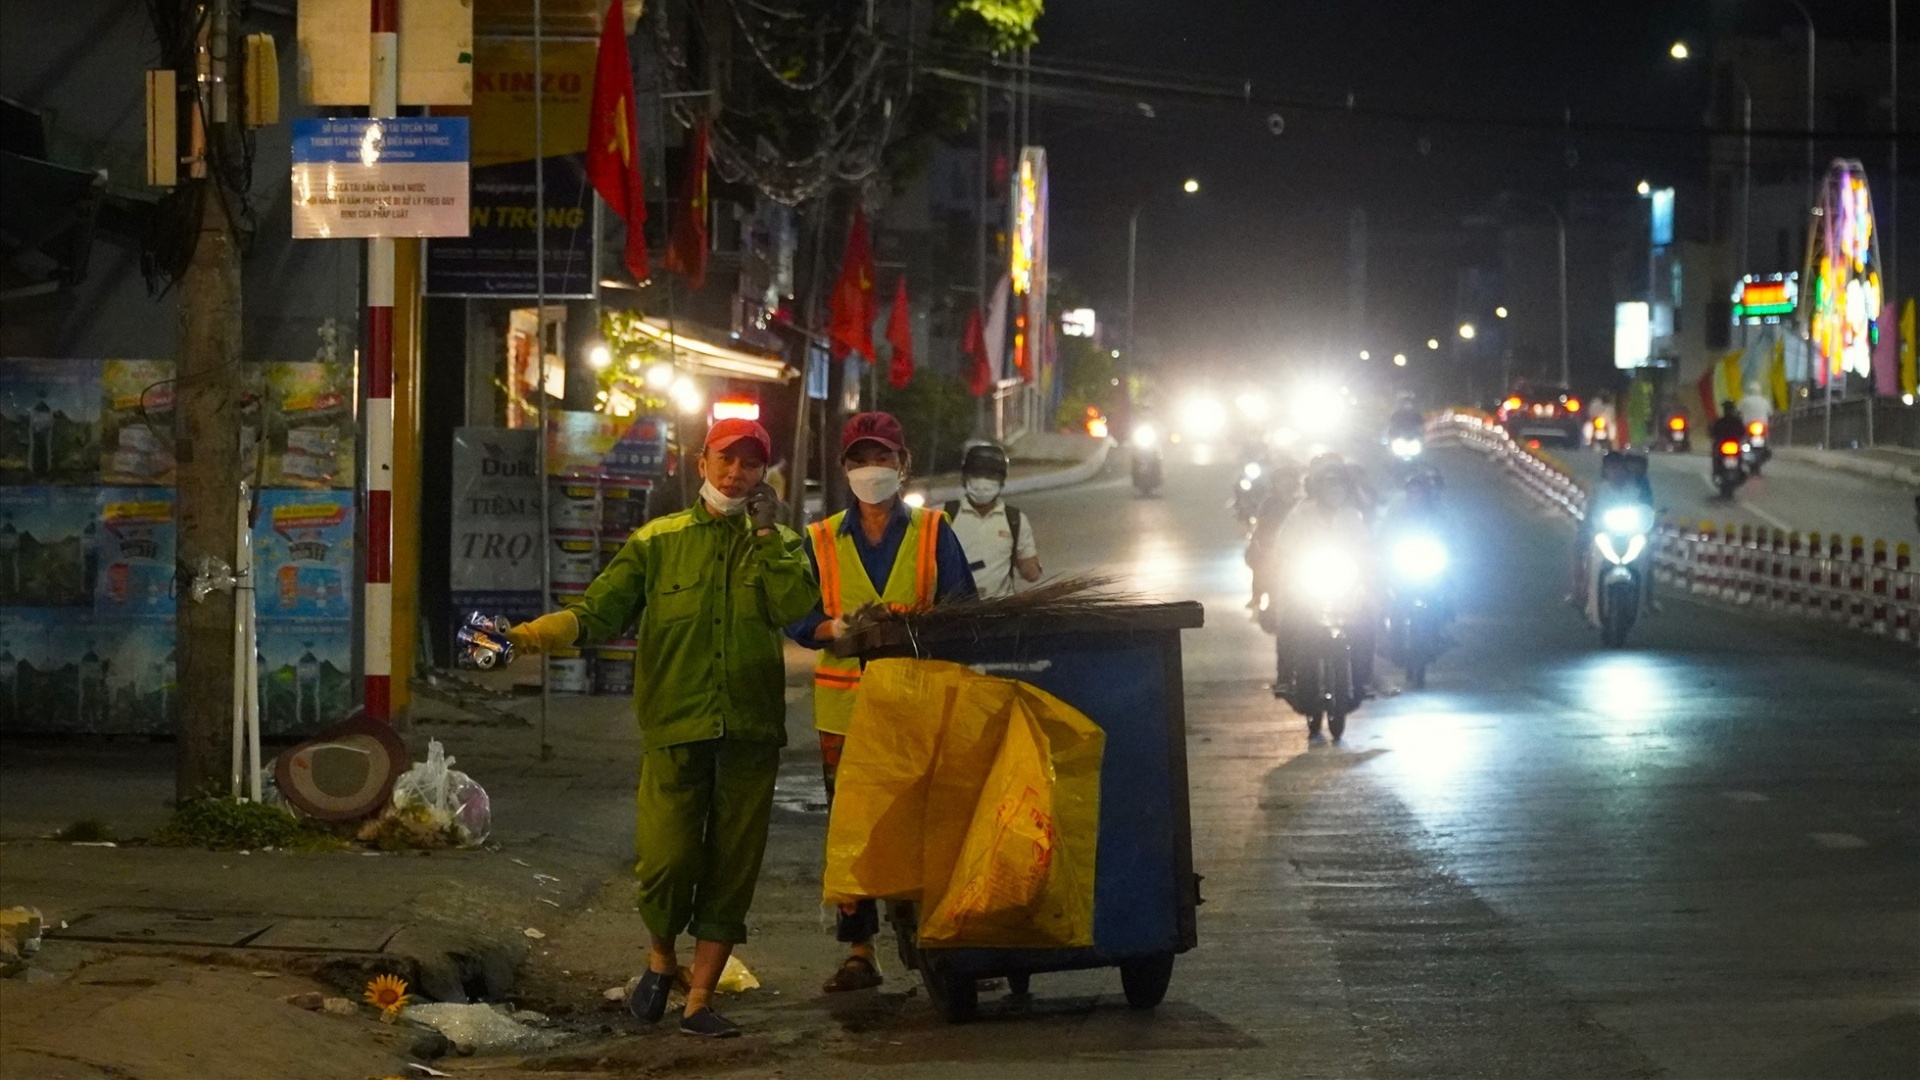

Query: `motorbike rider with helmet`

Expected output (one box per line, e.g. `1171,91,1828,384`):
1570,450,1655,608
1268,454,1379,697
1243,455,1306,614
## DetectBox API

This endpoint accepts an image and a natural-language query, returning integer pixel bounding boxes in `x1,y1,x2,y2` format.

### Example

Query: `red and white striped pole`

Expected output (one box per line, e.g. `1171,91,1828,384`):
363,0,398,722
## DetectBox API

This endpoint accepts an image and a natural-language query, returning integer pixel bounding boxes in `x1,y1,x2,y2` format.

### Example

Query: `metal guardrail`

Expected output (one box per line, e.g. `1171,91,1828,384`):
1431,410,1918,649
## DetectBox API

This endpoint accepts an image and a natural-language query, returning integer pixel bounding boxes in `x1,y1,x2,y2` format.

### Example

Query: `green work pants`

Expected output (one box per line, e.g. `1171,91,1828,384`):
635,737,781,945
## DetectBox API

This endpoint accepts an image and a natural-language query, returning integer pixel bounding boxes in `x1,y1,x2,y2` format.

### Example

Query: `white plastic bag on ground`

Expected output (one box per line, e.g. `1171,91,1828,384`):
403,1003,563,1054
389,740,491,846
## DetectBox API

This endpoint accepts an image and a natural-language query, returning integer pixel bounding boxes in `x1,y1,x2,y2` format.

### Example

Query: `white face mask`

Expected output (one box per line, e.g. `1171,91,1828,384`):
846,465,902,506
964,477,1003,506
701,480,748,516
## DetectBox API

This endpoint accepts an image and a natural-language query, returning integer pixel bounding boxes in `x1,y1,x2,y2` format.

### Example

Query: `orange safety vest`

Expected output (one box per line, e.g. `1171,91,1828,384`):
809,506,943,735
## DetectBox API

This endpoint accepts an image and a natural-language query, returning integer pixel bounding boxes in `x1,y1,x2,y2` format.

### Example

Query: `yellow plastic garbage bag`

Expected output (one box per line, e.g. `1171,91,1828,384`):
821,658,1104,949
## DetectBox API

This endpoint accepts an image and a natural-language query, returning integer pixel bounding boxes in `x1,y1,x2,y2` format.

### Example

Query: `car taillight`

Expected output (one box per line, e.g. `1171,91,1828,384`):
1503,396,1522,412
1719,440,1741,456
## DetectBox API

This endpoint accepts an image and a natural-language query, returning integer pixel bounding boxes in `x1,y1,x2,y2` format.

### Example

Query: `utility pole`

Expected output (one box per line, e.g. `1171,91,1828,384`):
174,0,243,799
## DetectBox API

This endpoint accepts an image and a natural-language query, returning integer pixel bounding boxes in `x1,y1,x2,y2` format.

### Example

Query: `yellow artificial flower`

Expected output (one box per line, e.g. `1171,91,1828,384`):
363,973,411,1022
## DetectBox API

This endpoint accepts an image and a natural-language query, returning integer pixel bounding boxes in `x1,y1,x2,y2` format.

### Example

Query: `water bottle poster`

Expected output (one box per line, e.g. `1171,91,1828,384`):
99,360,177,485
264,363,356,489
0,610,175,735
256,619,351,736
97,489,176,617
0,487,104,608
0,359,101,484
253,489,355,621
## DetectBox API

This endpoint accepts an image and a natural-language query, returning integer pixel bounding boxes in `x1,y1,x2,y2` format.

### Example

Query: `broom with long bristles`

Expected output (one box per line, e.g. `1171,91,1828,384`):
842,572,1152,641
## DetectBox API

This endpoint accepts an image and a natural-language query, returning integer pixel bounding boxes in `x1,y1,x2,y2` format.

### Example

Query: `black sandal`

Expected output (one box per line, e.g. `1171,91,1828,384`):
627,968,673,1024
679,1007,741,1038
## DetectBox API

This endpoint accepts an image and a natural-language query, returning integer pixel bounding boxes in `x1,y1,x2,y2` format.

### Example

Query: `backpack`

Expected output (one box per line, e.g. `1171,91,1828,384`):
945,499,1022,581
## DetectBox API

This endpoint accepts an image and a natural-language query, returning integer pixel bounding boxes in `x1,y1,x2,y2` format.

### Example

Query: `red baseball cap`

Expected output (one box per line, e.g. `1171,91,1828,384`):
704,417,772,460
841,412,905,456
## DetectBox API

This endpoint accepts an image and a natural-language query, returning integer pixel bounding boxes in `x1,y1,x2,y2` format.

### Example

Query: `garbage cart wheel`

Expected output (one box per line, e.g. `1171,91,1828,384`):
922,961,979,1023
1120,952,1176,1009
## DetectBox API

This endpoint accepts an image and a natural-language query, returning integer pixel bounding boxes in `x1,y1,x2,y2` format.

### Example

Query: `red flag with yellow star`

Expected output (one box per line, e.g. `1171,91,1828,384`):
827,207,878,361
663,118,709,289
586,0,647,282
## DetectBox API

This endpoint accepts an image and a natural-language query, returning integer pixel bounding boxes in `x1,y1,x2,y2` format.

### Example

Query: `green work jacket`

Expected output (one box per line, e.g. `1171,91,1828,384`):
571,502,817,751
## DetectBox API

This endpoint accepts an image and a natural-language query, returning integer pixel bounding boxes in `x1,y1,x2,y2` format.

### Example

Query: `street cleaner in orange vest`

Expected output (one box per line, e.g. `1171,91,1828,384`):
787,411,976,993
503,418,817,1039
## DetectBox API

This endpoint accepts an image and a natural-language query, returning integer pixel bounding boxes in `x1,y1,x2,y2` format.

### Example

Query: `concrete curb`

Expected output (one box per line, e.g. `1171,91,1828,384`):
1774,447,1920,487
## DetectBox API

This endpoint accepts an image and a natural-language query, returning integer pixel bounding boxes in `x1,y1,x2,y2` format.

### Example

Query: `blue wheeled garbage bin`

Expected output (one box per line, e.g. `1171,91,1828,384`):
834,600,1206,1022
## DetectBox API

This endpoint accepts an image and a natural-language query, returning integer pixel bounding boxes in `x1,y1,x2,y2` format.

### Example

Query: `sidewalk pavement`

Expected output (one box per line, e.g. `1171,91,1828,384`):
1774,445,1920,487
0,644,848,1078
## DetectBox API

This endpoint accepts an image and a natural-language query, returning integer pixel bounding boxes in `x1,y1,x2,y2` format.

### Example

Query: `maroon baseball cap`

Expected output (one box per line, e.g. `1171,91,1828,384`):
841,412,905,456
704,417,772,460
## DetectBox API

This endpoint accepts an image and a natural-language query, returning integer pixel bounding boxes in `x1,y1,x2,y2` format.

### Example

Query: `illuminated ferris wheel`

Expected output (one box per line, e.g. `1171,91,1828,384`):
1799,160,1884,387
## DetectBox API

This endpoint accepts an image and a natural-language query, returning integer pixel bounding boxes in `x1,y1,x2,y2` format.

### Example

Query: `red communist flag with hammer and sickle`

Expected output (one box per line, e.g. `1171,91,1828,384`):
587,0,648,282
827,207,878,361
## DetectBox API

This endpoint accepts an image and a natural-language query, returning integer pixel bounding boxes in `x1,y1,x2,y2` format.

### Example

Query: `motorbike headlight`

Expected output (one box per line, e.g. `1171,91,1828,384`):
1390,437,1423,459
1392,535,1448,582
1295,548,1361,606
1244,461,1262,480
1593,531,1647,566
1600,505,1650,535
1132,423,1159,449
1238,478,1252,491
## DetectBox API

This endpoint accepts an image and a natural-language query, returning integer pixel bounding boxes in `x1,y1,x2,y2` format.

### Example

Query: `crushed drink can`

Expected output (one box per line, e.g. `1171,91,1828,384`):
456,612,516,670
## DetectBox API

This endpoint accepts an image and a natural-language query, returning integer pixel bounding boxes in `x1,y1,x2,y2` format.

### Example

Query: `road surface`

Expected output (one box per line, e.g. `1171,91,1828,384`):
1554,443,1917,546
750,441,1920,1079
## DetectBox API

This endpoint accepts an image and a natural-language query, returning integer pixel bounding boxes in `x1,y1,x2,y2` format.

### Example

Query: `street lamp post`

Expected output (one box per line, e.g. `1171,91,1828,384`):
1122,181,1200,433
1499,193,1571,389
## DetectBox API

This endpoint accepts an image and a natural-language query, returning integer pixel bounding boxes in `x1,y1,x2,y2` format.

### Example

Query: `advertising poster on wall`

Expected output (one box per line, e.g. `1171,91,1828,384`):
449,427,544,628
0,487,101,608
253,489,355,621
257,619,352,736
96,489,175,617
0,610,174,735
264,363,356,489
0,359,101,484
99,360,177,485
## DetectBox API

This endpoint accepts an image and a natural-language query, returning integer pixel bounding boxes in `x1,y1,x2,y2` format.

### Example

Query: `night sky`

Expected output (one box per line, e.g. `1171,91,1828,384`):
1028,0,1905,382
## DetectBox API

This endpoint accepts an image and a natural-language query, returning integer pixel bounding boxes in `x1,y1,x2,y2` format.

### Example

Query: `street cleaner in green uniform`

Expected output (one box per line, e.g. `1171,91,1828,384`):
787,411,976,993
505,417,816,1039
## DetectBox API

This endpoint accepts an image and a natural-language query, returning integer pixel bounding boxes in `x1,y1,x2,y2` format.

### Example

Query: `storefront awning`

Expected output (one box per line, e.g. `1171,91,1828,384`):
633,317,796,384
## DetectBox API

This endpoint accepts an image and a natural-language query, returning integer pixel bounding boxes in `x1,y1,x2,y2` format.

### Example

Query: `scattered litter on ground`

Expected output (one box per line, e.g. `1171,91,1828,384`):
522,927,546,940
69,841,119,847
537,898,560,908
1,907,45,975
403,1002,567,1055
362,740,490,850
285,991,325,1010
510,858,531,867
532,873,560,885
321,996,358,1016
602,985,626,1002
717,955,760,993
405,1061,452,1076
251,970,278,978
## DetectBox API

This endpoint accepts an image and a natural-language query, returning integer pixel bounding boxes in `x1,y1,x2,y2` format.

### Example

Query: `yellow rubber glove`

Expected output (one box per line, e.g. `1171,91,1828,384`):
505,610,579,655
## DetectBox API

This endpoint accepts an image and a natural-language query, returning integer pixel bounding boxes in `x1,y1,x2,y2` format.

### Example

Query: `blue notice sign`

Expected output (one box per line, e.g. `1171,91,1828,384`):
291,118,470,164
